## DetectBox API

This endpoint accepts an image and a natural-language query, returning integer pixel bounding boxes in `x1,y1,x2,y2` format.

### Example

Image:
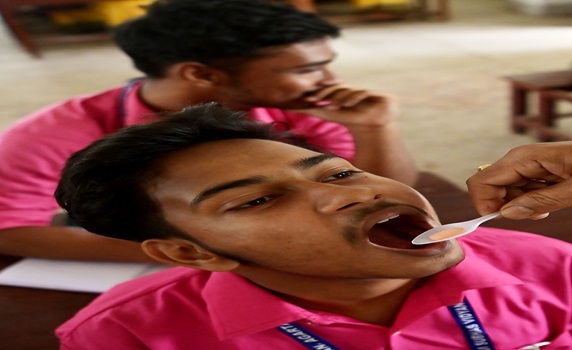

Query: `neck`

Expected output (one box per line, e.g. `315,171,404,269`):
242,271,421,327
138,78,215,112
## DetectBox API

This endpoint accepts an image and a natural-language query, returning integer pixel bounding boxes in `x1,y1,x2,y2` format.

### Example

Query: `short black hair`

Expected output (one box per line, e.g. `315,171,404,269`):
55,103,316,242
113,0,340,77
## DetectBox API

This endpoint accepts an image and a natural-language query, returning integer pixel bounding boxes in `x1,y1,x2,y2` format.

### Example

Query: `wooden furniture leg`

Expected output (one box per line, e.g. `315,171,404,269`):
510,85,528,133
505,70,572,141
537,89,572,141
0,2,41,57
0,0,135,58
436,0,450,21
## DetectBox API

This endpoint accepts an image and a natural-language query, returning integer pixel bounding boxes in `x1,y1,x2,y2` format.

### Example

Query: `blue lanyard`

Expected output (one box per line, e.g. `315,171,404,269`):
279,297,495,349
118,78,144,124
277,323,341,350
448,297,496,350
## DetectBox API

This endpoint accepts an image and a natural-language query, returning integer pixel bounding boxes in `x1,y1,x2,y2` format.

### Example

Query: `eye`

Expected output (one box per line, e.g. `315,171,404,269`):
295,67,323,74
235,196,277,210
322,170,363,182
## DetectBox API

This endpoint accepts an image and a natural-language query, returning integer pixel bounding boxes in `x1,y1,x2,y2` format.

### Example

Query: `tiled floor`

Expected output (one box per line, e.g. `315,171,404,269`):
1,0,571,188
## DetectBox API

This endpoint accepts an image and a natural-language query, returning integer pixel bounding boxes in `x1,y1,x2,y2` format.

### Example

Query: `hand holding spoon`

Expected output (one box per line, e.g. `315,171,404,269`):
412,212,502,245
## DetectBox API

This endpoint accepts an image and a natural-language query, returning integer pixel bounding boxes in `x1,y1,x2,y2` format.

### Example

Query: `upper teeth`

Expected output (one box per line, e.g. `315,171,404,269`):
377,215,399,224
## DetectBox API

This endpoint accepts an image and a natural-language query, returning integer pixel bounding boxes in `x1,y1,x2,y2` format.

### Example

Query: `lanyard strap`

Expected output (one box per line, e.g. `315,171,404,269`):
448,297,496,350
118,78,144,125
278,297,494,350
277,323,341,350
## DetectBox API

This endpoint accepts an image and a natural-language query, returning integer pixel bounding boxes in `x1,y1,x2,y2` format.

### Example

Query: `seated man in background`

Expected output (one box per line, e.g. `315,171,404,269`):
0,0,416,261
54,104,571,349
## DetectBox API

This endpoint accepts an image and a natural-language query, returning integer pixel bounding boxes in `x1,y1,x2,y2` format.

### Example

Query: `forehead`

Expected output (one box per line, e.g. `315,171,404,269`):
155,139,322,190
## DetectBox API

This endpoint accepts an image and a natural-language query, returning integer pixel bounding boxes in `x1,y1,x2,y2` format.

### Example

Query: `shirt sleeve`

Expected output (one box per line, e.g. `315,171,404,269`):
0,106,108,229
57,317,148,350
249,108,356,161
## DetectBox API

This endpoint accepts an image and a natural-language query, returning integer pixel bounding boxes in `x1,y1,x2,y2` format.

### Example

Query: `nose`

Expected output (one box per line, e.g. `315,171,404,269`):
309,183,383,214
319,67,342,86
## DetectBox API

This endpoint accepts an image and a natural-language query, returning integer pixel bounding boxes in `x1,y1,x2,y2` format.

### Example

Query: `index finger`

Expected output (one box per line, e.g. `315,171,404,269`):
304,85,352,102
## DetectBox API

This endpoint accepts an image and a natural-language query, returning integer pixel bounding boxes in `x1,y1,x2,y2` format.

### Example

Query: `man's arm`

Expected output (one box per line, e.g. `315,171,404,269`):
0,226,152,261
296,85,418,185
345,122,417,186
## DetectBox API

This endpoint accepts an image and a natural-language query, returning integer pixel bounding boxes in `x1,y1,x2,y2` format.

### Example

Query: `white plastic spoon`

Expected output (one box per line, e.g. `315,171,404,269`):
411,212,502,245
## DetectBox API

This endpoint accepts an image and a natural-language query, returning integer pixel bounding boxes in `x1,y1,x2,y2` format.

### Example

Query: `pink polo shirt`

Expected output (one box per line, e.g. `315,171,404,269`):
56,228,572,349
0,81,354,230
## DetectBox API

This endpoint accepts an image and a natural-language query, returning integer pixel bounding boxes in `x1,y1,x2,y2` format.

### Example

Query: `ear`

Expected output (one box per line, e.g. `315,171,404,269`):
141,238,239,272
170,62,228,87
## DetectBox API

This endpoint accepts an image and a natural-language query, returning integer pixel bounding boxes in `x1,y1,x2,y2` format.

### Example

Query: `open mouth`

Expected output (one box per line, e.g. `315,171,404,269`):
364,208,435,250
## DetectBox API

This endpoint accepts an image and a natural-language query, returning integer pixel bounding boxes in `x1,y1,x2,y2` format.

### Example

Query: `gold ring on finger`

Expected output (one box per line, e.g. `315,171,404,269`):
477,164,492,172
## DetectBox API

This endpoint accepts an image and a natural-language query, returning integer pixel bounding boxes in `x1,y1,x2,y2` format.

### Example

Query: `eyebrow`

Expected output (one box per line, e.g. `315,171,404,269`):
190,154,342,207
291,53,337,70
293,60,331,68
292,57,336,69
292,153,341,170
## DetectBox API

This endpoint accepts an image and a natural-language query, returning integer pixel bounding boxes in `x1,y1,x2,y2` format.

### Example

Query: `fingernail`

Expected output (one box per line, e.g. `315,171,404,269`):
500,206,535,219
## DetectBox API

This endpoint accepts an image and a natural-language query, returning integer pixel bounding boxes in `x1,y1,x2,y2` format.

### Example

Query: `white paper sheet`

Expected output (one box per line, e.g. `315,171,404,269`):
0,258,169,293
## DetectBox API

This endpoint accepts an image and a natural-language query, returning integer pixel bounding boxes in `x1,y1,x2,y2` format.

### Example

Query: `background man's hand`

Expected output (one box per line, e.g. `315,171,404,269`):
292,84,417,186
296,85,398,127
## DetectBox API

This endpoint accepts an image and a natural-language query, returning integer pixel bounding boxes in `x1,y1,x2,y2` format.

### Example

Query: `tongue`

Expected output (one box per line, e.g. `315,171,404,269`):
368,224,418,249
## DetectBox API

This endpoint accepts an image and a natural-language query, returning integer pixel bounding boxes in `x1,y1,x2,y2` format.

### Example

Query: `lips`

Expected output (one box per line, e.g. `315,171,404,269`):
362,206,436,250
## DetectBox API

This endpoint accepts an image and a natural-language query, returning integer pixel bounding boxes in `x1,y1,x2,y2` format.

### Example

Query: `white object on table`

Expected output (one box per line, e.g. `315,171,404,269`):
0,258,169,293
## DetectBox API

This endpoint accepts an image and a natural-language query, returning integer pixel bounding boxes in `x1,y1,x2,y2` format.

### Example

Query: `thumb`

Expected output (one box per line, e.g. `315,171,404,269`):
500,181,572,219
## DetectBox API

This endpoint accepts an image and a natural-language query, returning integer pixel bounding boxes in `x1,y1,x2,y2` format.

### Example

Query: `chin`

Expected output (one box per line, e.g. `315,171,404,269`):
425,245,466,277
408,244,466,279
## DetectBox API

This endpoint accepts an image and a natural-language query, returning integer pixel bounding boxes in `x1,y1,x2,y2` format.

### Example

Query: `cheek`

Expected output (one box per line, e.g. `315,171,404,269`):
217,212,334,247
271,75,316,91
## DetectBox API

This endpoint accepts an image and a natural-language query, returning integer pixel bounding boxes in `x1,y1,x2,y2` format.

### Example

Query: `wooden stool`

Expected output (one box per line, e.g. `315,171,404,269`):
0,0,131,58
537,89,572,141
505,70,572,141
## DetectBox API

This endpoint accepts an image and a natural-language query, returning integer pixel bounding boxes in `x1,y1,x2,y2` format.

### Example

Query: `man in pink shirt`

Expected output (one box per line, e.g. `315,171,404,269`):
0,0,416,261
55,104,571,349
